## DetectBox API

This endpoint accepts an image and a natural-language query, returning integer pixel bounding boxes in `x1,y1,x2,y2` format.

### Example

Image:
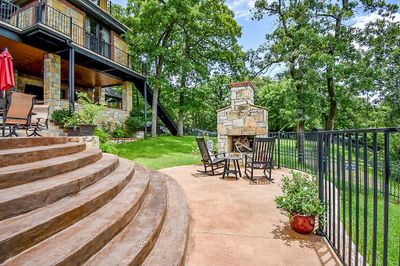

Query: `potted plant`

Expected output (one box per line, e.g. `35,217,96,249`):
65,93,104,136
275,171,325,234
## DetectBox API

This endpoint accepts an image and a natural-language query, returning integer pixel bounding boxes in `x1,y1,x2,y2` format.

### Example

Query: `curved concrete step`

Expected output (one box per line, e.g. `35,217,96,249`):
3,163,150,266
0,159,136,263
0,154,120,221
85,170,168,266
143,174,191,266
0,148,102,189
0,142,86,168
0,137,69,150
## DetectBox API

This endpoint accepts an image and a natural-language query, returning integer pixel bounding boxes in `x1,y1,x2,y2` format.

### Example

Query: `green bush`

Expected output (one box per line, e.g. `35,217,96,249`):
65,93,104,127
125,116,143,135
52,109,72,127
112,127,130,138
275,172,325,218
100,142,117,154
95,127,110,143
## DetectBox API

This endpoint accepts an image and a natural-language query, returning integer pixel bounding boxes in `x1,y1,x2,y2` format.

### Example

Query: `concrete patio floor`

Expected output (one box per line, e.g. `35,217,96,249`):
161,165,342,266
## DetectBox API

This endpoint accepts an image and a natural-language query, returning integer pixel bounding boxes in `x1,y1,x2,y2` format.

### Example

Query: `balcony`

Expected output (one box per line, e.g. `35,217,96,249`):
0,0,131,69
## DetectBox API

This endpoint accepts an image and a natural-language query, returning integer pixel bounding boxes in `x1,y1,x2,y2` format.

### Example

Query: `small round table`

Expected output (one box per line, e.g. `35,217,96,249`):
222,156,242,180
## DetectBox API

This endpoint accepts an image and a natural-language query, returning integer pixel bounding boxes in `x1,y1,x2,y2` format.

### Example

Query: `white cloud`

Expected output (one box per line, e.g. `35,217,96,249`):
352,12,400,29
226,0,256,19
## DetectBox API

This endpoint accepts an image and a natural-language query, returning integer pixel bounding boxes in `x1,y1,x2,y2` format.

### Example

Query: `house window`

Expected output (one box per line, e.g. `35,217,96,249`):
85,17,111,58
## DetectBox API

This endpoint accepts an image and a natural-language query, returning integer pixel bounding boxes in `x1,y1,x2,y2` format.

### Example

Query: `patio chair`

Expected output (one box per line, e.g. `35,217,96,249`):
244,137,276,181
26,104,49,136
196,137,226,175
2,92,35,137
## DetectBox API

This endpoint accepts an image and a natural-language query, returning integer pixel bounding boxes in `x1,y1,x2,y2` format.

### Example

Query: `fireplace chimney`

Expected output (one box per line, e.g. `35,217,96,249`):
230,81,255,108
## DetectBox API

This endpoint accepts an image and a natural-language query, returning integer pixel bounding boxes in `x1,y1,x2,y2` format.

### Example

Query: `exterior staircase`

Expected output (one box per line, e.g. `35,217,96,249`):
0,137,190,265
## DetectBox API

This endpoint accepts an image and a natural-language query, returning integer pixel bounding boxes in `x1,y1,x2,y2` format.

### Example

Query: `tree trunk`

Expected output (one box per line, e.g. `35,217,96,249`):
296,121,305,164
325,74,337,130
151,86,159,138
177,91,184,137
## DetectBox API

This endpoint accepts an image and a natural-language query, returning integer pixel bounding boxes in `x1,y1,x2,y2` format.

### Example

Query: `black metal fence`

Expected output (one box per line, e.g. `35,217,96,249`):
269,128,400,266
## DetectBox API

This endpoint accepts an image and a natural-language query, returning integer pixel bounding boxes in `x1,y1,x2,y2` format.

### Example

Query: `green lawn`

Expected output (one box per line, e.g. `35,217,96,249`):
111,136,202,170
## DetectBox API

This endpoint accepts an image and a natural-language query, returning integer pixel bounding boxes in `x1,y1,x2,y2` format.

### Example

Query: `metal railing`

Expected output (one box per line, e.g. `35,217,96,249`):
270,128,400,266
0,0,132,69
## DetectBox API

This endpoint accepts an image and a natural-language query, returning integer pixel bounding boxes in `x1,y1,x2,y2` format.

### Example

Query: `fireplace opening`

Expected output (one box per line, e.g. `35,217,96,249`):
229,136,255,153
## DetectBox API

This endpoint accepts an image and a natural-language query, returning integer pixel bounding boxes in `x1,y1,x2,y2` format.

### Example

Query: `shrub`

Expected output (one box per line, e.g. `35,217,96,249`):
112,127,130,138
95,127,110,143
52,109,72,127
275,171,325,218
100,142,117,154
65,93,104,127
125,116,143,135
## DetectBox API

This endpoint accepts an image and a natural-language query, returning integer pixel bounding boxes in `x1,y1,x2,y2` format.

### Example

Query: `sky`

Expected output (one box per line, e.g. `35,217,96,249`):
112,0,400,53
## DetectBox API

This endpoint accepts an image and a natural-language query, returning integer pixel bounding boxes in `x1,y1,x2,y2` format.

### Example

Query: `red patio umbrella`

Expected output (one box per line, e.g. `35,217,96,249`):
0,48,16,137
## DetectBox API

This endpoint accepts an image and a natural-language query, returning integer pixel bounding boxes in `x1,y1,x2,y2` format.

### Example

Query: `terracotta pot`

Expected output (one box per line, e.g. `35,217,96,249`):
290,213,315,234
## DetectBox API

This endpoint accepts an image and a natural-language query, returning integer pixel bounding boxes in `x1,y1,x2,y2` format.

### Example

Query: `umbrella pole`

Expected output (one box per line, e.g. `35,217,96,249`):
1,90,5,137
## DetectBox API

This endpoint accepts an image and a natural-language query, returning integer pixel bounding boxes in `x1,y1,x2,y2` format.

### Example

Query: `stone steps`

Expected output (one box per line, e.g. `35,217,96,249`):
0,158,136,263
85,171,167,266
0,137,190,265
0,137,68,150
0,154,119,220
0,142,86,167
0,148,102,189
143,175,191,266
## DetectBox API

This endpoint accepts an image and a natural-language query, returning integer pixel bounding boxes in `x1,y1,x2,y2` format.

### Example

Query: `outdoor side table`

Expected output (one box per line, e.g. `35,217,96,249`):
222,156,242,180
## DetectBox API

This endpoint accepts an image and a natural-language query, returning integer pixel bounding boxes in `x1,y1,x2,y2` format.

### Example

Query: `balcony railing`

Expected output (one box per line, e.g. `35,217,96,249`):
0,0,132,69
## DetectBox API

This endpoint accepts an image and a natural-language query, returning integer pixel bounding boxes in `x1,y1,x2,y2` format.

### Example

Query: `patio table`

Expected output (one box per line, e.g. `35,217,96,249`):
222,156,242,180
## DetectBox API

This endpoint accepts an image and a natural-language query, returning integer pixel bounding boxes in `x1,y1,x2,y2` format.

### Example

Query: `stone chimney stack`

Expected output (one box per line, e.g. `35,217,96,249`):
230,81,255,109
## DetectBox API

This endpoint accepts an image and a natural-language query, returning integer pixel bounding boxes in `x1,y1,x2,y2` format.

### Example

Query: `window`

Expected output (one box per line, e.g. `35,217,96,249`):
85,17,111,58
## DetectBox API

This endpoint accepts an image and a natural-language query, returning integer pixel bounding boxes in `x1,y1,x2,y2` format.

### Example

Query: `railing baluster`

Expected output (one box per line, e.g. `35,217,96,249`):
383,130,390,266
372,131,378,266
348,133,353,266
362,132,368,266
355,132,360,266
342,133,346,260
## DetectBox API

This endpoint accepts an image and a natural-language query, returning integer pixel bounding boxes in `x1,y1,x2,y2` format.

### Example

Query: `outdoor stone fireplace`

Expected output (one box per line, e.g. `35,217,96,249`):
217,81,268,154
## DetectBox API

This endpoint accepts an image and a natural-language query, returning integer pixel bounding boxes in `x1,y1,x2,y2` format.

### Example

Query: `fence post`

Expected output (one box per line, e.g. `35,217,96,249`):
278,131,281,168
316,129,325,236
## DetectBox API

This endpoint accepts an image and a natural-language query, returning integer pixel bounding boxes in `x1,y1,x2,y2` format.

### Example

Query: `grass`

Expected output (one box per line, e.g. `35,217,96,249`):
110,136,202,170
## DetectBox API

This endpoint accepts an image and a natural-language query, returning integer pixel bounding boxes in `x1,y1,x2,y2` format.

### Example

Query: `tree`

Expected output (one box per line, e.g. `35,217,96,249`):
119,0,243,137
251,0,318,162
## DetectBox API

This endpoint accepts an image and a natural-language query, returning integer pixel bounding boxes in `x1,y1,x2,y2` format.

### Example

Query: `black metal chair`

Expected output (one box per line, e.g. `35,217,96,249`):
196,137,226,175
244,137,276,181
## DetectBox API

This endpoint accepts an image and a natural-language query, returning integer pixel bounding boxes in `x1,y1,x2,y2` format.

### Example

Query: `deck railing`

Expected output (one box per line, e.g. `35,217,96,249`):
0,0,132,69
269,128,400,266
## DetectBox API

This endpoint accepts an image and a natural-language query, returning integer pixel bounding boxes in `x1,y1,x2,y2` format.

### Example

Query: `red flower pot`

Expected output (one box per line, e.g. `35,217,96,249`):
290,213,315,234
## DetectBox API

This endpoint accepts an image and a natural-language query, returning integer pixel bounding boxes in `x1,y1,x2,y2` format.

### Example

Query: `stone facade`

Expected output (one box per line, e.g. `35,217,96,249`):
112,32,130,67
122,81,132,113
217,81,268,154
43,53,61,113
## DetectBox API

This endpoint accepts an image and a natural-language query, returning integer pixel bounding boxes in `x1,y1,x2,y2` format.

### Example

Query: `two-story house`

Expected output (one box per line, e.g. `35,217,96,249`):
0,0,177,134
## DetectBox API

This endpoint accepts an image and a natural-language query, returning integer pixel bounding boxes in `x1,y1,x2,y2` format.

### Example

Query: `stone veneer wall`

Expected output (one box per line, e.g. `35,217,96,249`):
57,100,130,129
43,53,61,113
217,82,268,154
111,32,130,67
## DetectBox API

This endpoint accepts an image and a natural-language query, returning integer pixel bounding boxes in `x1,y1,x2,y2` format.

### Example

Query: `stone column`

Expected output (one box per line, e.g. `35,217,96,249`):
94,86,106,105
122,81,132,113
43,53,61,112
